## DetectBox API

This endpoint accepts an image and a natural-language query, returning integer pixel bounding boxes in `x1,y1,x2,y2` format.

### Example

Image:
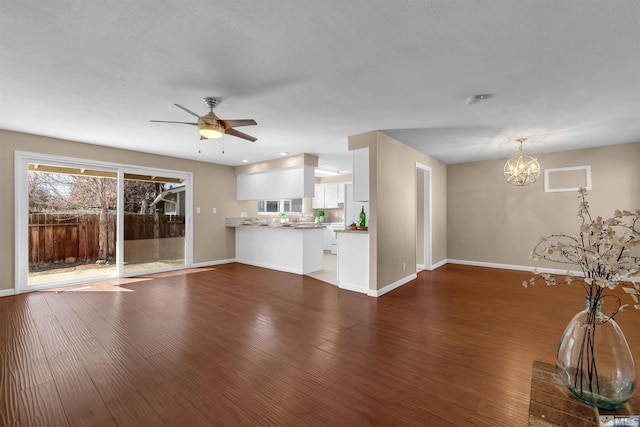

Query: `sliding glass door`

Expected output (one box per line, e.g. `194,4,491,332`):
16,152,192,292
26,163,118,287
122,174,186,274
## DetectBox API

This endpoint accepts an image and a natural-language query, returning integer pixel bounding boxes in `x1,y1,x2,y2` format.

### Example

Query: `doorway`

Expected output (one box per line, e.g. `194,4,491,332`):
416,163,432,271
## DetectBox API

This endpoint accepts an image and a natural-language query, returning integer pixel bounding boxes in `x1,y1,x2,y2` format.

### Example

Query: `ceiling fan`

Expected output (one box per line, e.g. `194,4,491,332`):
151,97,257,142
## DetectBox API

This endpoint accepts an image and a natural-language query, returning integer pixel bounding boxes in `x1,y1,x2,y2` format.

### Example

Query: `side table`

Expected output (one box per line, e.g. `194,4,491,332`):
529,361,639,426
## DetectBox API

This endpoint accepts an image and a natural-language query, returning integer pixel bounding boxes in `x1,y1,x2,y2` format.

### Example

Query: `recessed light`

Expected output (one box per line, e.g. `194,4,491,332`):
241,159,249,163
466,94,493,105
280,152,289,156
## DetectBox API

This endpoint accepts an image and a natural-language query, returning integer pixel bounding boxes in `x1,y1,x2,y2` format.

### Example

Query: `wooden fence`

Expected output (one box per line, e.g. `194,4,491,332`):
28,212,185,266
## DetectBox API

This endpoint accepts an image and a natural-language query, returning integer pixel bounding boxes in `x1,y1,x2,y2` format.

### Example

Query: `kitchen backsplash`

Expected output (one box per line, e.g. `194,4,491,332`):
226,214,344,226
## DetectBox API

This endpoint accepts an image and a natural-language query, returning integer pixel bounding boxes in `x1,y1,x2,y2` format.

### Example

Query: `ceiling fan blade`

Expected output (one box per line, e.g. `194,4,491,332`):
225,128,257,142
174,104,201,118
150,120,198,126
219,119,257,128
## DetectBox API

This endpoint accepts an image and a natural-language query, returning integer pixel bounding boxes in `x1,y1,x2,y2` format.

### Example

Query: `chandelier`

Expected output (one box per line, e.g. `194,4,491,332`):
504,138,540,186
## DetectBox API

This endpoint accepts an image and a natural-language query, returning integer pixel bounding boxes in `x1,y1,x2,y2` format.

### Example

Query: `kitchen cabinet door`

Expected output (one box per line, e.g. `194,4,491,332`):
312,184,325,209
337,183,345,203
323,228,333,251
324,184,339,208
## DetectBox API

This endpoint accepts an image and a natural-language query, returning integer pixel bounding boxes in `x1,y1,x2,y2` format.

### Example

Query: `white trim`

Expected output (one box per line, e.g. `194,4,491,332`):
0,289,17,297
416,263,425,271
443,259,640,283
447,258,539,272
431,259,448,270
415,163,433,270
544,165,592,193
192,259,236,268
116,170,125,277
369,273,417,297
14,154,28,294
339,282,368,294
447,259,577,275
235,259,311,275
14,274,117,294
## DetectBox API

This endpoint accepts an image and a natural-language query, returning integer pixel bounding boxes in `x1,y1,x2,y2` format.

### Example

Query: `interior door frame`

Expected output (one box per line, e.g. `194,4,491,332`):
415,162,433,271
14,151,193,293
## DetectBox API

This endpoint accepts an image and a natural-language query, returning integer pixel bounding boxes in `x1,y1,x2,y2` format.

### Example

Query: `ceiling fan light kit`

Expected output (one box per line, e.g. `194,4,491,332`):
198,119,224,139
151,96,257,143
504,138,540,186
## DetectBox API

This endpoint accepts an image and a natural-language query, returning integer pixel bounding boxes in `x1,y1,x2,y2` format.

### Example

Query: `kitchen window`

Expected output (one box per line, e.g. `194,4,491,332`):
258,199,304,214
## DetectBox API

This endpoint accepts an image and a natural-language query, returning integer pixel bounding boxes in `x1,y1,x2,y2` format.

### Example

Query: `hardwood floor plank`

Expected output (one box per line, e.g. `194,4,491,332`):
9,355,53,392
46,351,113,427
171,372,258,426
131,376,192,423
163,407,216,427
103,390,164,427
0,365,19,426
1,263,638,426
17,380,68,427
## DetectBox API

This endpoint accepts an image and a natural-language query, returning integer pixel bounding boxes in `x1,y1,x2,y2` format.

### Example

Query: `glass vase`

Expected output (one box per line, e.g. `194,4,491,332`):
556,297,636,409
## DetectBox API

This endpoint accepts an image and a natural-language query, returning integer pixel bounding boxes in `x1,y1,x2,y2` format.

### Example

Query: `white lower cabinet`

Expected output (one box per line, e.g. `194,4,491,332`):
336,231,369,294
235,227,323,274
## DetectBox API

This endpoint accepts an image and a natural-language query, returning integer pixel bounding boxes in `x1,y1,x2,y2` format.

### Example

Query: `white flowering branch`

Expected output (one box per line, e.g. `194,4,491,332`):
524,188,640,316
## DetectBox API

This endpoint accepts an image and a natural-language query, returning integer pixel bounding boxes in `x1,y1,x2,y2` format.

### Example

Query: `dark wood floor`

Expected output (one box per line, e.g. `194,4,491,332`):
1,263,639,426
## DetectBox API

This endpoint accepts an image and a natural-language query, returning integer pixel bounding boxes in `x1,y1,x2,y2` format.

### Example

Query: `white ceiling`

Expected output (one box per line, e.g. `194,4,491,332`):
1,1,639,173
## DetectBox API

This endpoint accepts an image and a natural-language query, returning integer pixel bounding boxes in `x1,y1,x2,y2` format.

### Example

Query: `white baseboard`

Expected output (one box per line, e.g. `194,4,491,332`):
0,288,16,298
192,258,236,268
431,259,448,270
447,259,537,272
443,259,640,283
235,259,304,275
338,282,368,295
416,259,447,272
370,273,417,297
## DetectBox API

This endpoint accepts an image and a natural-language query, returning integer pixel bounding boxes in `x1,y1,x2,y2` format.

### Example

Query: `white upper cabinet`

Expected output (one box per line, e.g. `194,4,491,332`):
312,184,325,209
324,183,339,208
353,147,369,202
237,165,315,200
312,183,347,209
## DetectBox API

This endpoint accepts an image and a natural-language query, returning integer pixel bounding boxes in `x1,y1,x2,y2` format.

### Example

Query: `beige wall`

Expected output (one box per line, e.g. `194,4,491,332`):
5,129,635,294
447,142,640,269
0,130,256,292
349,131,447,292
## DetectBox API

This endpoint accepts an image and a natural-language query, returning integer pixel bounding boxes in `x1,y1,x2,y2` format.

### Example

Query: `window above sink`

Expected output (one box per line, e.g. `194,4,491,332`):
257,198,305,214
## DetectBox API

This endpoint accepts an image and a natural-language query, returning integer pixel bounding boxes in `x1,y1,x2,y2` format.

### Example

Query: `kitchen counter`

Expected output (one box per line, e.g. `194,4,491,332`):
336,228,368,233
226,222,326,229
235,225,323,275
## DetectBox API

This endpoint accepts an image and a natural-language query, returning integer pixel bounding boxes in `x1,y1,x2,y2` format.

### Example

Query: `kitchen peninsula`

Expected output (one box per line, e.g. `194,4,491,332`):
232,223,324,275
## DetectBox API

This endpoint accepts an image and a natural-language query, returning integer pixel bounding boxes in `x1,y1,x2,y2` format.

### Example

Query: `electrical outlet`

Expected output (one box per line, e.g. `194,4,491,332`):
402,262,406,271
196,207,201,214
212,207,216,214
